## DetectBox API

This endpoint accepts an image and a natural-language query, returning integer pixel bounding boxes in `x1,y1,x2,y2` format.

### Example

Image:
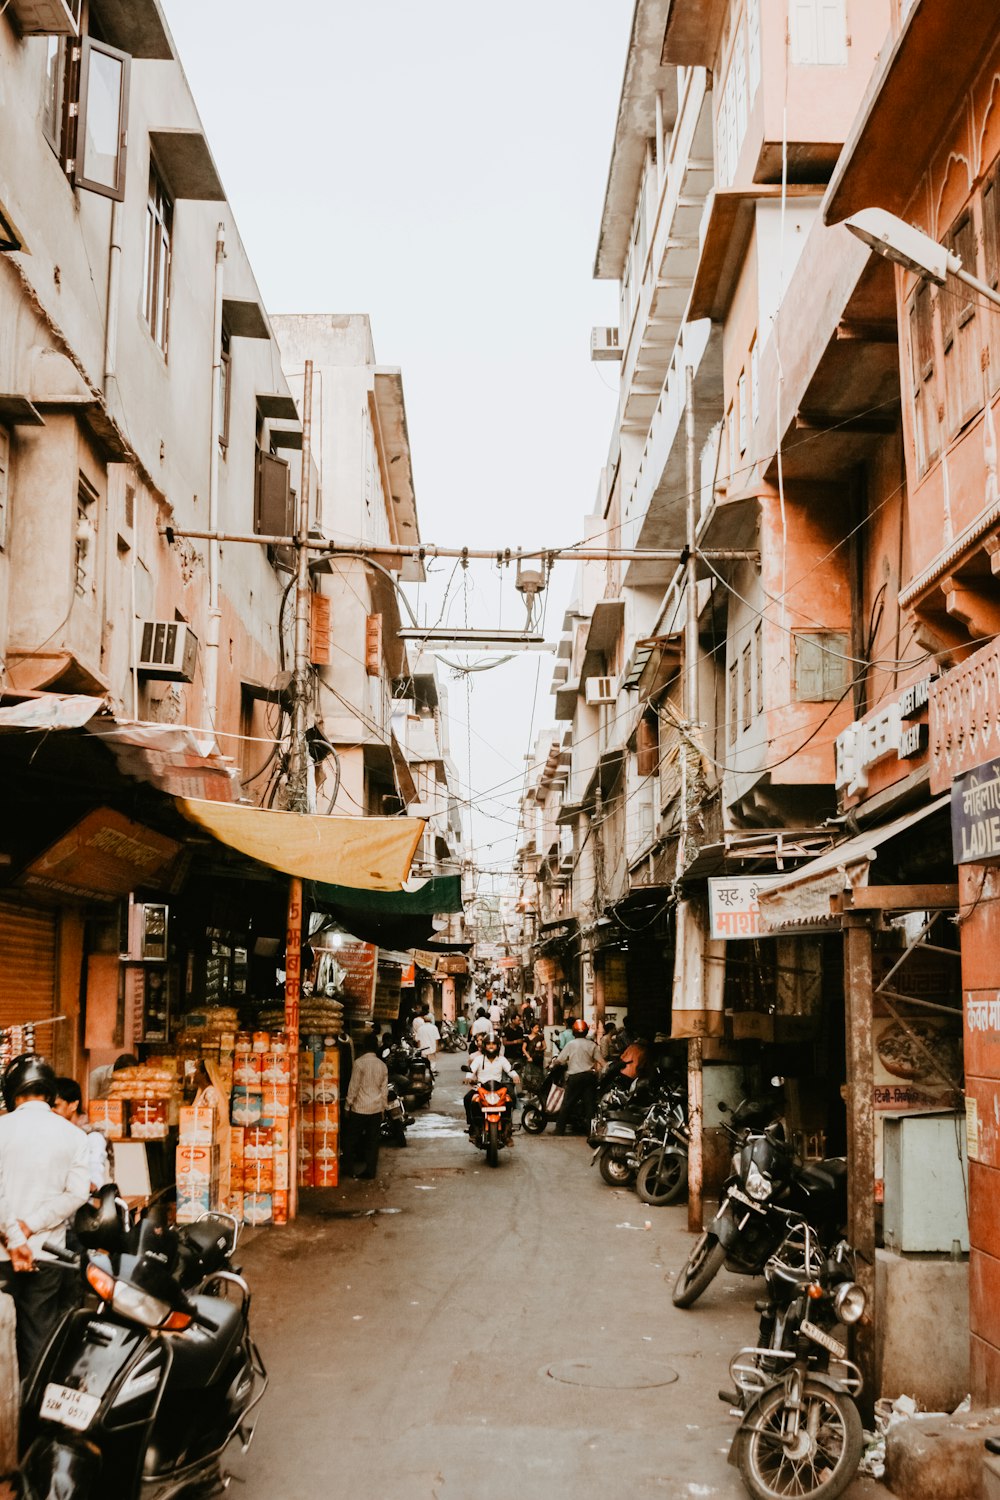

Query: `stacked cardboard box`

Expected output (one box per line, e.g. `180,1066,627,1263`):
297,1047,340,1189
175,1105,219,1222
230,1032,292,1224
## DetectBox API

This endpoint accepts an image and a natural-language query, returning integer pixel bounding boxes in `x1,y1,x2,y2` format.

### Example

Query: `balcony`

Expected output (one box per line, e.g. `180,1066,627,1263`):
618,68,715,436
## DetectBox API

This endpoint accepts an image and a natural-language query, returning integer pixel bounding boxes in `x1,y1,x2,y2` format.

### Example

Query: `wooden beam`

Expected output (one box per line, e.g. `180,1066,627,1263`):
834,883,958,912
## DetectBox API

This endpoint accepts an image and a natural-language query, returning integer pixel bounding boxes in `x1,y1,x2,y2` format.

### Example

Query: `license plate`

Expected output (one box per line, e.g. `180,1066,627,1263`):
40,1382,100,1432
727,1187,760,1210
800,1319,846,1359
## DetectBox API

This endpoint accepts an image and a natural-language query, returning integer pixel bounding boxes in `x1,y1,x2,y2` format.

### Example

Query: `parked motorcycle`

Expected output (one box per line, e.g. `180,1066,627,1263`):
19,1185,267,1500
438,1020,463,1054
587,1078,657,1186
380,1082,414,1147
520,1062,589,1135
469,1078,513,1168
720,1226,866,1499
672,1092,847,1308
633,1086,690,1207
383,1038,434,1111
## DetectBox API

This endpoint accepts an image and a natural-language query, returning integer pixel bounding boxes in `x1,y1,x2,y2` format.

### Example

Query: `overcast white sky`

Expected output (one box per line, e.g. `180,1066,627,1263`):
161,0,631,893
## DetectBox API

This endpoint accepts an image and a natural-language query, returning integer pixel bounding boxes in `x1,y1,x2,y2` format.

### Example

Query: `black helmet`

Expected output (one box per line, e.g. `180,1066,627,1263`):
484,1039,501,1058
3,1053,57,1111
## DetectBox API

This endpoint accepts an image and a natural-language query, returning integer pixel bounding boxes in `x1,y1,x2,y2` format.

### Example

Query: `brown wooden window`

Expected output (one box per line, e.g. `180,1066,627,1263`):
754,621,763,716
793,631,851,702
983,159,1000,389
941,211,981,435
143,163,172,353
729,661,739,744
908,280,938,475
0,427,9,553
219,329,232,453
742,643,752,726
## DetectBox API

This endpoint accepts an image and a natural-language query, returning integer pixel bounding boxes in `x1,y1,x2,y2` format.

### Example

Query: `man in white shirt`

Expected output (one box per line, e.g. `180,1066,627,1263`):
470,1008,493,1045
53,1076,110,1191
412,1013,440,1072
344,1034,389,1180
0,1055,90,1379
464,1039,519,1141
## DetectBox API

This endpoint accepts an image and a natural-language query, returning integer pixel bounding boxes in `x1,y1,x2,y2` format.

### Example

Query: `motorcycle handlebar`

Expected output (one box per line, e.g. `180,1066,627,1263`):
42,1241,79,1264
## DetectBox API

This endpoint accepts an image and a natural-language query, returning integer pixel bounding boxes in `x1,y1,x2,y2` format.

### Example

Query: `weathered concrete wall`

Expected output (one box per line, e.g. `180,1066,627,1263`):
876,1248,970,1410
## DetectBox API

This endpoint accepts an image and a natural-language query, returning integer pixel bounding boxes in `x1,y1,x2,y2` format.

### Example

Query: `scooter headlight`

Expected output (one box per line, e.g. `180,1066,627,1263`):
833,1281,866,1325
110,1280,175,1329
744,1161,772,1202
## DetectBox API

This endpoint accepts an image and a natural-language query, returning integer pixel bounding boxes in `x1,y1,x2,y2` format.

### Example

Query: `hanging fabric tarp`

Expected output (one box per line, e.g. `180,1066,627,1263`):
670,897,726,1038
311,874,464,949
175,797,424,892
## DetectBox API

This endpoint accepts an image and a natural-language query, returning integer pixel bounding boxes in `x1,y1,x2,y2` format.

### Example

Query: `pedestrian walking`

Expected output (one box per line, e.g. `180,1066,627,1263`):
553,1021,603,1136
0,1054,90,1381
413,1012,440,1074
343,1034,389,1180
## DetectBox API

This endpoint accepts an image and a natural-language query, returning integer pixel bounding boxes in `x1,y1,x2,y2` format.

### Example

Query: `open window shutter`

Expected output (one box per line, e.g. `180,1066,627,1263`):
310,592,332,666
794,634,825,701
790,0,818,65
817,0,848,64
75,36,130,200
255,452,291,536
636,715,658,776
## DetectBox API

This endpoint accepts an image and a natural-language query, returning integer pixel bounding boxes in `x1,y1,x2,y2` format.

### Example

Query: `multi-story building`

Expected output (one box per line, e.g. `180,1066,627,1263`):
517,0,981,1406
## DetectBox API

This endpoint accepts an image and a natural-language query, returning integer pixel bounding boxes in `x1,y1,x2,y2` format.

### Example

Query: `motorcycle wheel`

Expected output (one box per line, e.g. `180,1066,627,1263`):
392,1122,408,1147
635,1148,688,1206
671,1231,726,1308
735,1379,863,1500
486,1119,500,1168
521,1103,546,1135
598,1148,637,1187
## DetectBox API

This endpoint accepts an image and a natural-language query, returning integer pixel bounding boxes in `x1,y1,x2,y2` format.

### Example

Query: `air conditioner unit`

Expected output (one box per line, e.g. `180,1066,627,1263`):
585,676,616,705
138,621,199,682
8,0,79,33
590,326,623,362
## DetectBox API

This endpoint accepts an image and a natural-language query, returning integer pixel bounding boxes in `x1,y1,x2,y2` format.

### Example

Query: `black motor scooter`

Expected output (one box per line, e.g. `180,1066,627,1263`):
19,1186,267,1500
672,1089,847,1308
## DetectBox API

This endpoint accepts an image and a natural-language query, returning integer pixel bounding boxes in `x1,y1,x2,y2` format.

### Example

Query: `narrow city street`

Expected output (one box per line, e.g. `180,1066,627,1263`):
230,1057,892,1500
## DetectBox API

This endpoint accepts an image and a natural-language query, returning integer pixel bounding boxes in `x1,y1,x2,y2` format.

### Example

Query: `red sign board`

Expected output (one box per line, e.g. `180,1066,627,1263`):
337,939,378,1017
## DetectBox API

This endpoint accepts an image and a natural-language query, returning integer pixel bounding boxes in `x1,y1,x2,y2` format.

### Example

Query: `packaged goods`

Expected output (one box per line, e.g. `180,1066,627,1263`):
314,1161,338,1188
269,1031,289,1055
243,1193,273,1226
176,1187,212,1223
225,1191,243,1217
131,1101,168,1140
243,1159,274,1194
299,1078,315,1107
273,1152,289,1190
312,1130,338,1163
315,1051,340,1081
313,1104,339,1130
313,1077,339,1106
87,1100,126,1140
234,1032,252,1054
233,1054,262,1086
178,1106,216,1145
251,1031,270,1054
231,1089,262,1127
260,1083,290,1119
243,1127,273,1160
272,1191,288,1225
297,1159,314,1189
175,1144,218,1183
230,1127,245,1162
107,1066,176,1100
260,1053,291,1085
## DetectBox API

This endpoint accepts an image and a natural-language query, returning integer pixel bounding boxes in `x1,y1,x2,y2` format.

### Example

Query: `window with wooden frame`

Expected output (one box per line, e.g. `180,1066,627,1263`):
636,711,658,776
729,660,739,744
143,161,173,353
793,630,851,702
941,211,980,435
75,36,130,199
76,472,99,596
982,158,1000,391
218,328,232,454
754,621,763,716
908,280,938,475
742,642,752,727
750,336,759,426
726,402,736,479
738,369,748,453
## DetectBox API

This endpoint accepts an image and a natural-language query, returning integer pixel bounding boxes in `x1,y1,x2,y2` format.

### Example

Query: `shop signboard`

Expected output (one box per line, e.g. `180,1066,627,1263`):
22,807,181,899
951,756,1000,864
336,939,378,1017
708,876,777,940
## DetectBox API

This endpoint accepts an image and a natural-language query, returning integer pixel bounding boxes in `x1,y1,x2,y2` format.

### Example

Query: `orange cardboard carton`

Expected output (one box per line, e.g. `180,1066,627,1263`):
178,1106,216,1145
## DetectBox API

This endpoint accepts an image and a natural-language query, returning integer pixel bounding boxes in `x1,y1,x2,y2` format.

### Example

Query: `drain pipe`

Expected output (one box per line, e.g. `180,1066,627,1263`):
103,200,122,398
203,224,226,732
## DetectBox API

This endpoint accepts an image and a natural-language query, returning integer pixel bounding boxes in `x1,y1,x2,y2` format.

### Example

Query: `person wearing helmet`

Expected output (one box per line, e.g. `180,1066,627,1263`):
0,1054,90,1380
463,1036,520,1142
553,1020,603,1136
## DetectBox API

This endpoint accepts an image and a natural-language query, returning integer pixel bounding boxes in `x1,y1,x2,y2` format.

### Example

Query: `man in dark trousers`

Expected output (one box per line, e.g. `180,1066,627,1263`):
0,1054,90,1380
343,1033,388,1180
553,1020,603,1135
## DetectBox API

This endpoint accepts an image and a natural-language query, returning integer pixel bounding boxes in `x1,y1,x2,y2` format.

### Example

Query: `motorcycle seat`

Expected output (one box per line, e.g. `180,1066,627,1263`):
799,1158,847,1192
167,1294,244,1389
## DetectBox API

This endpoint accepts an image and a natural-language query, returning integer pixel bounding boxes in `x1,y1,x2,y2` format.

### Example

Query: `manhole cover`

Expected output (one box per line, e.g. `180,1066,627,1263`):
543,1359,678,1390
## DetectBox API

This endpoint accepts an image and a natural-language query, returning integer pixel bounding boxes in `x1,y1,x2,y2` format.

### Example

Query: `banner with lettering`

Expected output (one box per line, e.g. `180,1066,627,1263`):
708,876,777,941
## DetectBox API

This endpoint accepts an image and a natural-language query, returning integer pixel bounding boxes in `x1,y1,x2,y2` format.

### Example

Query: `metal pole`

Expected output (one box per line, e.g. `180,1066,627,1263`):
843,913,877,1418
683,362,705,1235
285,360,314,815
284,876,303,1222
203,224,226,733
158,529,757,566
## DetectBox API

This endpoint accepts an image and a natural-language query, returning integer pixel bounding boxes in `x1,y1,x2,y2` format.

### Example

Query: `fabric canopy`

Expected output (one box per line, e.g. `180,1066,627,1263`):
312,874,464,949
176,797,424,891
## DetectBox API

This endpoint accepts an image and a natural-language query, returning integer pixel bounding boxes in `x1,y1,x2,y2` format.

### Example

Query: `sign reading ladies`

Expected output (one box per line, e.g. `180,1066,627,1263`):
952,755,1000,865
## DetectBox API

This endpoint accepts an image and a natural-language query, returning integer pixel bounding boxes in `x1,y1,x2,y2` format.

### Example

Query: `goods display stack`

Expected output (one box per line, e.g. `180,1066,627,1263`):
89,1063,179,1144
228,1031,292,1226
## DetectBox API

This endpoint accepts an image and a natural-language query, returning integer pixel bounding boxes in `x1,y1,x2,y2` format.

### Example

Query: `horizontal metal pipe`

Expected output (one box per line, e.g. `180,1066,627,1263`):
158,528,758,564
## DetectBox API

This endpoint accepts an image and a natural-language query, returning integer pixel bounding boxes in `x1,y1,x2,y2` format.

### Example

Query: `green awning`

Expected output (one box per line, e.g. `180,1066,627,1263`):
310,874,464,950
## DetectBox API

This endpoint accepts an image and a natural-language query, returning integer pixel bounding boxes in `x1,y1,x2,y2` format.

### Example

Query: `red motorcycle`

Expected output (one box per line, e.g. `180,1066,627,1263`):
471,1080,512,1168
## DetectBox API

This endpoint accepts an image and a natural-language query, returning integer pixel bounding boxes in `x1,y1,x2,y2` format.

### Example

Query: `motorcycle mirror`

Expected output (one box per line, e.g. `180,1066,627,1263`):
717,1101,729,1113
770,1075,785,1087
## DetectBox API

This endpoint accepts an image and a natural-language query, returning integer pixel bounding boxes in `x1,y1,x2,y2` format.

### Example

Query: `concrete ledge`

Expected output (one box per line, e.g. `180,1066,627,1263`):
886,1409,1000,1500
876,1248,969,1409
0,1293,15,1474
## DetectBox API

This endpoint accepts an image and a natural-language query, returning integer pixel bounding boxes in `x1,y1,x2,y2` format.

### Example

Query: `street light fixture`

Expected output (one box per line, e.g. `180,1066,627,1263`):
845,206,1000,310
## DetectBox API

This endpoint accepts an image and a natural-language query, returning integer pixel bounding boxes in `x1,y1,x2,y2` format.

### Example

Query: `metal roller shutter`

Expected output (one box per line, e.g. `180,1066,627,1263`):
0,901,58,1030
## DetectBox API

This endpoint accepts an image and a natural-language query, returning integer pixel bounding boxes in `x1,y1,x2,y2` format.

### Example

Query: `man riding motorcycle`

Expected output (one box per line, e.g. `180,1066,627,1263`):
464,1039,520,1144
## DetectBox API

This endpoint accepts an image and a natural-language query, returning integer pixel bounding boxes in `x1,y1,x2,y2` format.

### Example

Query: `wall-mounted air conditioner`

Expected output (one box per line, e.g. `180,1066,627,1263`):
590,326,622,362
585,676,616,705
138,621,199,682
7,0,79,34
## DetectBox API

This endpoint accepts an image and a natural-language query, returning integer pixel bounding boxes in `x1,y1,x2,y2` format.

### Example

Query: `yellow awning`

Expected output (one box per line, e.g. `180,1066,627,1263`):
176,797,424,891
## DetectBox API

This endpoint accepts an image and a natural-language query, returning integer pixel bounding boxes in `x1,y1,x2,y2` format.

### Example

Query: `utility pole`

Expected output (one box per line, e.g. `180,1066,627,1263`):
283,358,315,1220
683,362,704,1236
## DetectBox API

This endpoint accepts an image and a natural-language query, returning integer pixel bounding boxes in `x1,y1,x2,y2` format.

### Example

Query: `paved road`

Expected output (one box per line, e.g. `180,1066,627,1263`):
231,1055,892,1500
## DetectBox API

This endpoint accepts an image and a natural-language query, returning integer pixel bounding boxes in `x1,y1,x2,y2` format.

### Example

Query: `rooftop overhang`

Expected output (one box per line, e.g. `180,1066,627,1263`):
660,0,727,66
553,681,579,721
585,598,626,656
595,0,679,280
222,298,270,340
372,369,421,564
256,393,299,422
0,395,44,427
825,0,1000,224
90,0,174,59
689,186,823,323
149,131,224,202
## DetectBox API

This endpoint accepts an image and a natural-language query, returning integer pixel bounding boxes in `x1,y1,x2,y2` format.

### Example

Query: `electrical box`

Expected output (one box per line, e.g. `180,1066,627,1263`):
138,621,198,682
882,1112,969,1254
